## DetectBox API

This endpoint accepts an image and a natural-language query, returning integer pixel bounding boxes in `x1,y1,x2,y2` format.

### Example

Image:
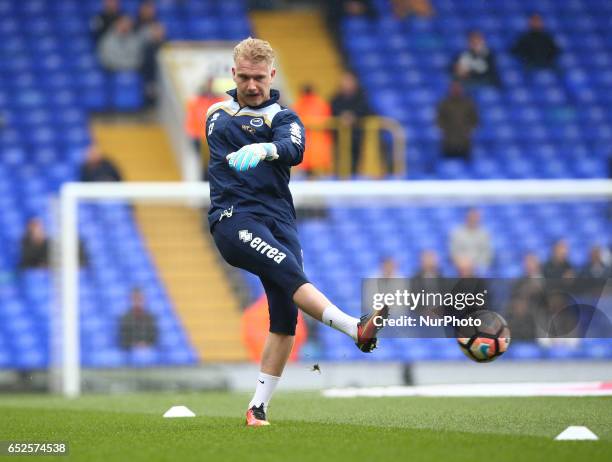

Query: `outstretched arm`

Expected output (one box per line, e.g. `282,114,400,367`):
270,111,305,167
226,111,306,172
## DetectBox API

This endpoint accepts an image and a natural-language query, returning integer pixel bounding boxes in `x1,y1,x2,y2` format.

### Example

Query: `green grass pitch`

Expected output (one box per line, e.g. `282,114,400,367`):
0,392,610,461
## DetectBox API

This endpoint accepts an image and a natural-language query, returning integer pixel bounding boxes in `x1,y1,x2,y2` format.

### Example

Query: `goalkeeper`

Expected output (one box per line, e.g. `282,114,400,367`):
206,37,388,426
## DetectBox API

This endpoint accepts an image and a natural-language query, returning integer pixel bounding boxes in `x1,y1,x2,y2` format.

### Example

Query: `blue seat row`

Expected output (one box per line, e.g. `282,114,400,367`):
345,0,612,180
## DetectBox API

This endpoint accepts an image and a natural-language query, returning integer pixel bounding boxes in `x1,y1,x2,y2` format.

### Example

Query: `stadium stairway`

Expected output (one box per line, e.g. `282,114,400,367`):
250,11,343,101
91,123,178,182
92,123,247,361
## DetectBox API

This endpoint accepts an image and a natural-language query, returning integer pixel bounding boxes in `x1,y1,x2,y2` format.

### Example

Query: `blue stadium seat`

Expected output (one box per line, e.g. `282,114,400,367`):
111,72,143,111
2,0,611,366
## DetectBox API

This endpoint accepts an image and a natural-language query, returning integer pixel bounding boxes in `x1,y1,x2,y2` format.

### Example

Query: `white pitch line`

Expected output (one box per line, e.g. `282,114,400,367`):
322,381,612,398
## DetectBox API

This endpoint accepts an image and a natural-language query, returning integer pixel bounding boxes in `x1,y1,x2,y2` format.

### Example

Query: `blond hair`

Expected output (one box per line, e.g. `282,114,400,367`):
233,37,275,66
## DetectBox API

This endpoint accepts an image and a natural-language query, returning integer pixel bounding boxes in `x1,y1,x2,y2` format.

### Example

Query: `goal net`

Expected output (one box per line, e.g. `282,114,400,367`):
53,180,612,396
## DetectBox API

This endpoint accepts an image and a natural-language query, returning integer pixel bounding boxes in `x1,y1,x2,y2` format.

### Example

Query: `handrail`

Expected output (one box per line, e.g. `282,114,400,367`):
302,115,406,178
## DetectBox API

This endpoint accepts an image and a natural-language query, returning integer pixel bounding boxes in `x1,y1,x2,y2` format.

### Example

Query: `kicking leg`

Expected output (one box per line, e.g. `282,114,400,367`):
293,282,359,340
293,282,389,352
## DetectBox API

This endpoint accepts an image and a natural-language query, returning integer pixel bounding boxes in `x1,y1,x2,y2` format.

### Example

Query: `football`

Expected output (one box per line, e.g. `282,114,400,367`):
456,310,511,362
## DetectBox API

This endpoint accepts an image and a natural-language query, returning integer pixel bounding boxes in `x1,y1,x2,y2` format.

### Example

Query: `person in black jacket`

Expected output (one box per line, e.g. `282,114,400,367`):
580,245,611,279
511,13,560,69
19,218,89,270
331,72,371,175
119,288,158,350
80,144,122,182
410,250,443,297
451,30,501,87
436,80,479,159
134,0,166,107
19,218,50,269
90,0,122,45
543,239,575,279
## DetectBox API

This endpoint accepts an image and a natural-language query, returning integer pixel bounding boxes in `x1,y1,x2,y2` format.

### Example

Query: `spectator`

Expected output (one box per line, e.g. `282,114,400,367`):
451,30,501,87
91,0,122,45
451,256,490,316
98,15,145,72
135,1,166,106
506,297,537,340
410,250,442,297
19,218,89,270
513,253,546,305
543,239,574,279
377,256,402,278
511,13,560,69
436,80,479,160
372,256,403,296
580,245,610,279
134,0,158,32
575,245,610,296
19,218,50,269
412,250,441,279
293,84,333,177
80,144,122,182
185,78,224,176
119,288,158,350
521,252,544,278
392,0,434,18
450,208,493,271
77,240,90,269
331,72,371,175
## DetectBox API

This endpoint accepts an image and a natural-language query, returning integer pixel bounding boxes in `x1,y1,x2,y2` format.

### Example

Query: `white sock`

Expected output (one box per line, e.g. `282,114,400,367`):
248,372,280,411
322,305,359,340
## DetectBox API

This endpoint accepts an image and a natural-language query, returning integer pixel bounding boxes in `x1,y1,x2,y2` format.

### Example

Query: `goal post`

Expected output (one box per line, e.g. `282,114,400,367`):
55,180,612,397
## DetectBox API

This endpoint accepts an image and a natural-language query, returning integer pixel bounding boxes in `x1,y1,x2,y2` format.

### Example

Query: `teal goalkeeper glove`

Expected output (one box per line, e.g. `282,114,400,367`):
226,143,278,172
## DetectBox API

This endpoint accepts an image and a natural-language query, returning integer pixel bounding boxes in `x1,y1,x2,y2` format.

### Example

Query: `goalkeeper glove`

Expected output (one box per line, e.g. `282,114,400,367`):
226,143,278,172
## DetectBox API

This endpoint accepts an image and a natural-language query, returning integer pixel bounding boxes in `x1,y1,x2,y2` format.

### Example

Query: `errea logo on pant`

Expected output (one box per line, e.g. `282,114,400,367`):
238,229,286,263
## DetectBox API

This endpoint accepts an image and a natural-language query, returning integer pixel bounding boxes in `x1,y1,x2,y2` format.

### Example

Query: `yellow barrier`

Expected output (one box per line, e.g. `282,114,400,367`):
303,116,406,178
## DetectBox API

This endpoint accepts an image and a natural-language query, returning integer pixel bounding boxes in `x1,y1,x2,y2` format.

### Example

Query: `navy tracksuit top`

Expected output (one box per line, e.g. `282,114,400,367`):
205,89,306,229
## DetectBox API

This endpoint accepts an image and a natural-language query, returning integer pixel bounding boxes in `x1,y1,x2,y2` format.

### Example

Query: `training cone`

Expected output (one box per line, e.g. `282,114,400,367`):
554,426,598,440
163,406,196,418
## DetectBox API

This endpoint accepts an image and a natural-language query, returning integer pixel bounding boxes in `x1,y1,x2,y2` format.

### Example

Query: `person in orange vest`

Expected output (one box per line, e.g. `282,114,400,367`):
292,84,333,177
185,78,224,179
241,294,308,363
